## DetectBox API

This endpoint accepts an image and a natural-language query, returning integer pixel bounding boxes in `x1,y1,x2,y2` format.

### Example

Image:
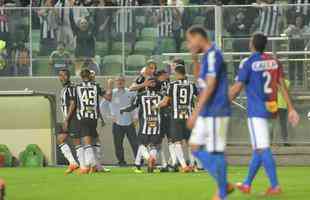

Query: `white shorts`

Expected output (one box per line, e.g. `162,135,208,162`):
247,117,270,149
189,116,229,152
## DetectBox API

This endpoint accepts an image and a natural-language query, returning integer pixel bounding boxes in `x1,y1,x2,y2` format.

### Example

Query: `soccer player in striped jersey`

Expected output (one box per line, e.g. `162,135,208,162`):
57,69,82,174
121,78,163,173
229,33,300,196
155,65,198,173
186,26,234,200
75,69,102,174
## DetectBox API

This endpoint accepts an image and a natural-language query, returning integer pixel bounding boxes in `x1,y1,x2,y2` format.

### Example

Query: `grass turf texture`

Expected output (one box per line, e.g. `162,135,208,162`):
0,167,309,200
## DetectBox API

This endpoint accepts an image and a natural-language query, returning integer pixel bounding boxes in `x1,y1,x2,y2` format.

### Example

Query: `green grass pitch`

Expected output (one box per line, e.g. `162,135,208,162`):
1,166,309,200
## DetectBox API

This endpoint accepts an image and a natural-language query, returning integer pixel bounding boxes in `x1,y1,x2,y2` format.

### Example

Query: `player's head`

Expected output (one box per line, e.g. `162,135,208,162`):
171,58,185,72
115,74,125,89
89,70,96,81
80,68,91,81
174,64,186,80
146,77,160,91
186,25,210,54
145,60,157,76
250,32,268,53
79,17,89,31
155,70,169,81
57,42,65,53
58,69,71,85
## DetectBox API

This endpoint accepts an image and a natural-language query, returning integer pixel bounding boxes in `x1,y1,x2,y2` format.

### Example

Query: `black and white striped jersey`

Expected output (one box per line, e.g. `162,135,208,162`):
168,79,197,120
132,90,162,135
156,8,173,37
258,5,281,36
75,81,102,120
60,82,76,120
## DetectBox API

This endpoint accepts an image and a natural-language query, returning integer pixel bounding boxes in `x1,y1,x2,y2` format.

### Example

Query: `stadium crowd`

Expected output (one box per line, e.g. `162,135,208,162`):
0,0,308,88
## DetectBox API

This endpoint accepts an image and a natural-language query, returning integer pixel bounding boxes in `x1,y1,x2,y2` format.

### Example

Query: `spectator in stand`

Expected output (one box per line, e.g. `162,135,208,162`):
69,8,96,75
37,0,59,56
0,0,10,51
253,0,281,37
81,57,100,75
11,42,30,76
54,0,75,52
114,0,137,53
283,14,310,85
0,40,9,76
94,0,115,54
288,0,310,24
49,42,73,76
227,8,251,75
169,0,183,53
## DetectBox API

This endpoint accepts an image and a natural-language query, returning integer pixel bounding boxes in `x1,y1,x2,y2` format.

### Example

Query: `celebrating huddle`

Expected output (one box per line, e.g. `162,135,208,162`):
56,25,300,200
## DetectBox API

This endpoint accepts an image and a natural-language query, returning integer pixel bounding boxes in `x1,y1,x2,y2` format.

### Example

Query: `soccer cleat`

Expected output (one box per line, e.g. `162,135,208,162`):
227,183,235,195
236,182,251,194
134,166,143,174
89,166,97,174
78,167,90,175
264,186,282,196
101,167,111,173
64,164,79,175
180,166,192,173
160,166,169,173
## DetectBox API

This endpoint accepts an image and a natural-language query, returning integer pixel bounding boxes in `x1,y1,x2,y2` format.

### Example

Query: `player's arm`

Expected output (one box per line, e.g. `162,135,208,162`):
229,58,249,101
156,96,170,109
278,77,300,126
129,78,155,91
120,95,139,114
63,88,76,131
187,51,221,129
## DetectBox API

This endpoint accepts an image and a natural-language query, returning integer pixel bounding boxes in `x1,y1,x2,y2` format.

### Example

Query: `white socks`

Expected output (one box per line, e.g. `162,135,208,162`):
93,143,103,169
84,145,96,167
175,143,187,168
75,145,85,168
59,143,78,165
135,145,149,166
160,149,168,168
168,143,177,166
149,148,157,159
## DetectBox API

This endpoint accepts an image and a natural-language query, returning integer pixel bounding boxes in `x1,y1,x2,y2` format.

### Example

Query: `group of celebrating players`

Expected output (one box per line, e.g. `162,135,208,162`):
57,25,300,200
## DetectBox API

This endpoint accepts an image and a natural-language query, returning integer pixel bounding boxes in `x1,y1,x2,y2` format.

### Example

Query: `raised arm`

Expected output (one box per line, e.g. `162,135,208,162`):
69,8,79,35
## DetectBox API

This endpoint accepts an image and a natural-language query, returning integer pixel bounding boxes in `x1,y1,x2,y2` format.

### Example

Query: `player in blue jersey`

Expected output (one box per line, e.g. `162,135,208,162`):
186,25,234,200
229,33,300,196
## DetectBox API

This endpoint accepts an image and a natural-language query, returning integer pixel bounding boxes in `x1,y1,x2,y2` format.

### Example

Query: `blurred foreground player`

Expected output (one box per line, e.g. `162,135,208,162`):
156,65,198,172
230,33,300,196
186,25,234,200
57,69,82,174
121,78,162,173
0,179,4,200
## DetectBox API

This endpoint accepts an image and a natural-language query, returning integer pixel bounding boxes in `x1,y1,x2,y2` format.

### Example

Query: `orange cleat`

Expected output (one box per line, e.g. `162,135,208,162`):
236,182,251,194
227,183,235,195
180,166,192,173
265,186,282,196
65,164,79,175
78,167,90,175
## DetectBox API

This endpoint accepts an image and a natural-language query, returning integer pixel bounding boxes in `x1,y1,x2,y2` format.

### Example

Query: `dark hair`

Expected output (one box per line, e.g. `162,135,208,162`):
175,65,186,76
252,32,267,53
187,25,209,39
154,70,167,77
173,58,185,66
59,69,70,79
80,68,91,79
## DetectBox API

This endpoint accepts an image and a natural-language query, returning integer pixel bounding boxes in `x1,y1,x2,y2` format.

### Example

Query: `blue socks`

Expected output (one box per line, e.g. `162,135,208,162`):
244,150,262,186
261,148,279,188
243,148,279,188
192,150,227,199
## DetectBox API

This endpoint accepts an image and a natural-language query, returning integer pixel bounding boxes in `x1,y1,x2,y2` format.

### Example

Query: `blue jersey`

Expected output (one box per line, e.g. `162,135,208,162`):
236,52,284,118
197,44,231,117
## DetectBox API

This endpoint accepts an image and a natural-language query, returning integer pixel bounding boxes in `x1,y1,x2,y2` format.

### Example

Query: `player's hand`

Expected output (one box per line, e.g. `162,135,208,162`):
143,79,155,88
187,114,197,130
288,109,300,127
63,120,69,132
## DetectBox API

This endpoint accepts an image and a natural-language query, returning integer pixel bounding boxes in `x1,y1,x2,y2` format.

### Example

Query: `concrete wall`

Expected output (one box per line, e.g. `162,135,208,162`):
0,77,310,165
